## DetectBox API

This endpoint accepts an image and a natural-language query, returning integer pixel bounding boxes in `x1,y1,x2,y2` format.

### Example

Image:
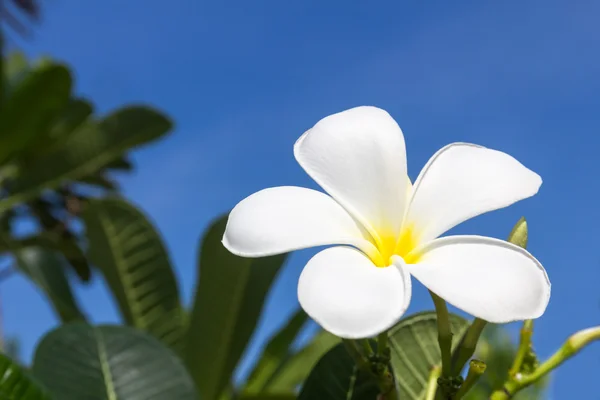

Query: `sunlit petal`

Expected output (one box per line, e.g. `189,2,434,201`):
223,186,376,257
407,236,550,323
298,246,412,338
295,106,410,238
404,143,542,243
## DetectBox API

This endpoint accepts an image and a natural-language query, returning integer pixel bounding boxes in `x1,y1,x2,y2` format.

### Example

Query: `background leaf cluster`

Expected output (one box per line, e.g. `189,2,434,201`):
0,52,547,400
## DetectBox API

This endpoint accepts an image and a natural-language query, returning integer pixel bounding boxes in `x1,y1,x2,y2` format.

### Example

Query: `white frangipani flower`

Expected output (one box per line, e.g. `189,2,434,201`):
223,106,551,339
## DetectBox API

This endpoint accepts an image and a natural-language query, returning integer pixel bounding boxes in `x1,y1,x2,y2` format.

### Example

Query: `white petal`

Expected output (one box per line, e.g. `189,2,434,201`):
223,186,376,257
295,106,409,238
298,246,412,339
404,143,542,243
406,236,550,323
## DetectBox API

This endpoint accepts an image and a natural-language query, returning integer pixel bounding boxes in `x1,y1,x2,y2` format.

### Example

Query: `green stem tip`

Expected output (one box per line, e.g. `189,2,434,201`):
454,360,486,399
424,365,441,400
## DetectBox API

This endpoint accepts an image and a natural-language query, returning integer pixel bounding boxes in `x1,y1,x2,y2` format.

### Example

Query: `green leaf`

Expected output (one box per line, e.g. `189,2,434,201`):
508,217,528,248
245,309,309,393
82,198,185,353
105,156,133,172
15,246,86,323
22,98,94,158
185,215,288,400
56,234,93,283
0,63,72,165
388,311,470,400
0,106,172,212
297,343,380,400
0,352,50,399
265,330,339,392
78,174,119,191
45,98,93,149
31,323,198,400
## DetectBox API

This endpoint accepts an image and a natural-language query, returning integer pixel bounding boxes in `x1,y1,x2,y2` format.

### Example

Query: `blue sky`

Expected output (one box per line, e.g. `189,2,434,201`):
3,0,599,398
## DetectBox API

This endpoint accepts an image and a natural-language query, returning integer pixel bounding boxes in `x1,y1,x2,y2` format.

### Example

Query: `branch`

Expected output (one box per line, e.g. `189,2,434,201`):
430,291,453,378
490,325,600,399
508,319,533,377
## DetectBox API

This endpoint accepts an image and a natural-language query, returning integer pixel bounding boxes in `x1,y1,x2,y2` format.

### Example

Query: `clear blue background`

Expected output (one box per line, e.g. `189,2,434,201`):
4,1,599,398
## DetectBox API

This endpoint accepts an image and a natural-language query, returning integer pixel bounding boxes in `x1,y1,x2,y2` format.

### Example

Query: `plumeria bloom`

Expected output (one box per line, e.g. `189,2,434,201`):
223,106,551,339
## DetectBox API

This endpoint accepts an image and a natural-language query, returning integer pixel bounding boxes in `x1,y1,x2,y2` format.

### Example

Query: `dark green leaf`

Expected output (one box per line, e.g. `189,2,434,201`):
245,309,309,393
297,343,380,400
185,215,287,400
388,311,470,400
31,323,198,400
15,246,86,322
0,106,172,212
22,98,94,158
0,63,71,165
82,198,185,353
57,235,92,283
78,174,119,191
266,330,339,392
0,352,50,399
104,156,133,172
45,98,93,148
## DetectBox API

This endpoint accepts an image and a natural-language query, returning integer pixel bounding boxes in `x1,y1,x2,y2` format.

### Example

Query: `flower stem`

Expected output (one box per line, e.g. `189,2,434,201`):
454,360,486,399
424,365,441,400
344,338,398,399
508,319,534,377
360,339,374,356
343,339,370,371
519,326,600,386
490,325,600,398
451,318,487,375
378,333,388,358
430,291,453,379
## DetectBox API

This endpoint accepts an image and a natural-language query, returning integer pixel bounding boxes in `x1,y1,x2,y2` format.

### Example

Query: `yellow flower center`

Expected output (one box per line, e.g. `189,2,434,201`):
369,224,421,267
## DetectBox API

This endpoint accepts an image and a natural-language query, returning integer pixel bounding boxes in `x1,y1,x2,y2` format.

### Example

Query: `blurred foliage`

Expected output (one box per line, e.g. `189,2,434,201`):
0,51,172,285
1,336,21,363
0,351,50,399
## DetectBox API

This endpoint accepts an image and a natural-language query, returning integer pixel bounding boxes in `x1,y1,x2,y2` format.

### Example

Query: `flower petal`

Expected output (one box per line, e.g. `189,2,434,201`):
406,236,550,323
223,186,376,257
404,143,542,243
295,106,409,238
298,246,411,338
